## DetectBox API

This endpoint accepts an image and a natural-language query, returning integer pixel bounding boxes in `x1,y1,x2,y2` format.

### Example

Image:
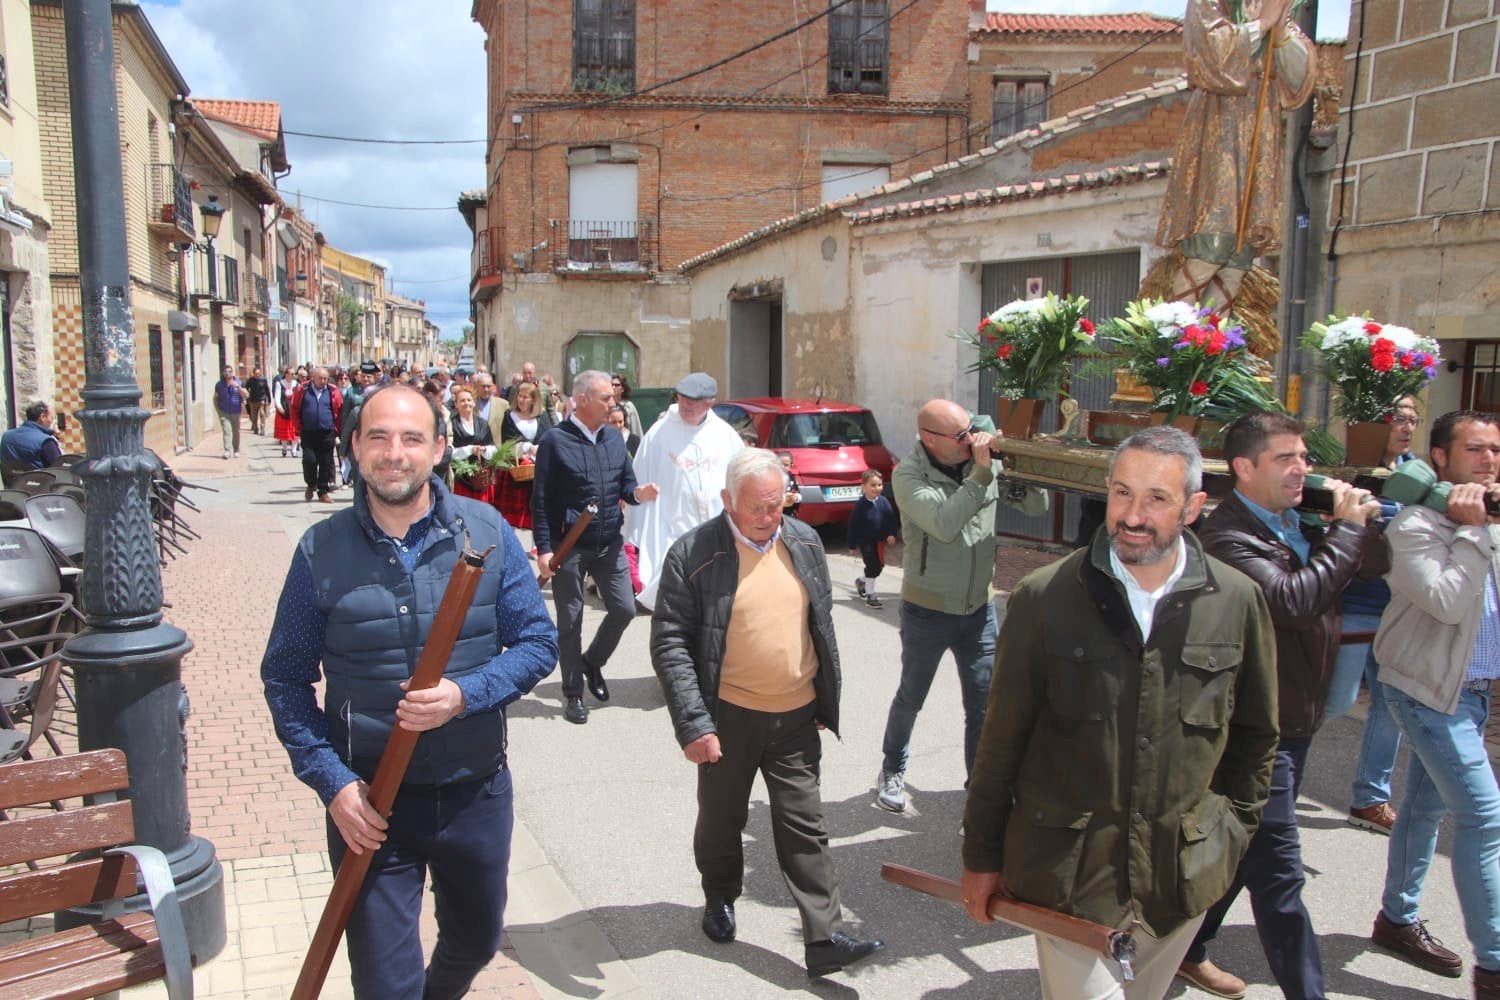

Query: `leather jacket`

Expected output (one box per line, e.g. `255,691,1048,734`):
1198,491,1390,738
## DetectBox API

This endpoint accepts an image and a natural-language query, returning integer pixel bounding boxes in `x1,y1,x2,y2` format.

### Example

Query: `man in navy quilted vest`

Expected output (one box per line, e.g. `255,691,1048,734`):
261,382,558,999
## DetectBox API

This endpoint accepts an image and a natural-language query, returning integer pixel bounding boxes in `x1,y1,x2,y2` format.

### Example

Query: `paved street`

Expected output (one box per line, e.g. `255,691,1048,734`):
100,428,1478,998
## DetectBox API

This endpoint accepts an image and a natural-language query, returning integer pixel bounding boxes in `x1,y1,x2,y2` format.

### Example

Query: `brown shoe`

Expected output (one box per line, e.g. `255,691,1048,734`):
1176,959,1246,999
1372,911,1462,977
1349,801,1397,835
305,488,314,502
1477,965,1500,999
318,493,333,504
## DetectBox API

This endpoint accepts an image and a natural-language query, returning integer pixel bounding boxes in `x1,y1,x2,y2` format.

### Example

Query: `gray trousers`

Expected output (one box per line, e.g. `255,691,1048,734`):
695,699,843,944
550,534,635,699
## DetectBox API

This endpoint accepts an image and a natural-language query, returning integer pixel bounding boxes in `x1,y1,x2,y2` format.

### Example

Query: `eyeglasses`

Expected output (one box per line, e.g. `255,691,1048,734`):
1391,415,1420,427
920,425,977,442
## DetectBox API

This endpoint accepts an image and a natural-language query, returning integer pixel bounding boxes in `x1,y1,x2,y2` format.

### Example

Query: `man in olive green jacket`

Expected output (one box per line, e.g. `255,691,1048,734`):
875,399,1047,814
961,427,1278,999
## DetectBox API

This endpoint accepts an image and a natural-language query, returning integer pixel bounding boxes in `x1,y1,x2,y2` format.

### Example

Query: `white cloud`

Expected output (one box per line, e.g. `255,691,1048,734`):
140,0,485,340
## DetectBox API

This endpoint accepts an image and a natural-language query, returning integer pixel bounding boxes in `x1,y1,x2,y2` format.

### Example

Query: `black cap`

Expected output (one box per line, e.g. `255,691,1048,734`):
359,360,380,375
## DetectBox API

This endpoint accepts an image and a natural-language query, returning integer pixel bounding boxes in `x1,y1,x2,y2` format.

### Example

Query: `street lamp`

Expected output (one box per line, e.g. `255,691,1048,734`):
200,195,225,302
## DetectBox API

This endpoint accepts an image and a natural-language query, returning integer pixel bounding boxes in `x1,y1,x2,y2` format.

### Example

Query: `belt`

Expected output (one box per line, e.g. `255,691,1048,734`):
1465,678,1493,693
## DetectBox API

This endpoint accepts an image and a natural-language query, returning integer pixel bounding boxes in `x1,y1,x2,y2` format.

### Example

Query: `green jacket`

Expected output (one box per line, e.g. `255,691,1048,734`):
893,440,1047,615
962,528,1279,936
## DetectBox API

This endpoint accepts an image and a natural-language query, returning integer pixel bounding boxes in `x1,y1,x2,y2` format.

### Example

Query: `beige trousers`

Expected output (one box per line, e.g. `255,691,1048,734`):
1034,912,1205,1000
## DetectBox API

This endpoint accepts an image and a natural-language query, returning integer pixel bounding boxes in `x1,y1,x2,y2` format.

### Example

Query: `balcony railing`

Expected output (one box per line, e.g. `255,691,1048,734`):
189,250,239,305
548,218,655,272
244,273,270,314
475,226,504,277
147,163,194,240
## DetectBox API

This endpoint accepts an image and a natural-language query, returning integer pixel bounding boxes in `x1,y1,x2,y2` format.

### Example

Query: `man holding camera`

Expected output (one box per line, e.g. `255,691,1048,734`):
1177,411,1387,999
1370,409,1500,996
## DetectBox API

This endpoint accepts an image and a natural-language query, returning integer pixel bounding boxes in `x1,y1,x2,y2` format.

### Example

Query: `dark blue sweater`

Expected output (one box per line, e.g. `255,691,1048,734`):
847,494,900,549
531,418,640,554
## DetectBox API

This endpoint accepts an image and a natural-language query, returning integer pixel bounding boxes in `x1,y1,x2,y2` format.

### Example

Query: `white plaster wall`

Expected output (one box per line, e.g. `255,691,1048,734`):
849,179,1168,444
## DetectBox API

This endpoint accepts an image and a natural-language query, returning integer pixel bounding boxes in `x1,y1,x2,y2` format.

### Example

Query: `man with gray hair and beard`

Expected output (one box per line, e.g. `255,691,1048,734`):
961,427,1279,999
651,448,885,979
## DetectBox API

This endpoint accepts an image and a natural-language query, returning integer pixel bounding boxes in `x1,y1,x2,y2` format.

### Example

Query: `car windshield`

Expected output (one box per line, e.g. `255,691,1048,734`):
771,411,883,449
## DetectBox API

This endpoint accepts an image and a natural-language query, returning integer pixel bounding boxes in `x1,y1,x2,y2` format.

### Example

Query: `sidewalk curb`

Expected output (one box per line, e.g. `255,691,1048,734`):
505,818,649,999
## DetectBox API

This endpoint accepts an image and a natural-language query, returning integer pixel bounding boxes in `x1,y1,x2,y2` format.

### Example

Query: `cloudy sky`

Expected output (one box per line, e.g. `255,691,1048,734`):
140,0,1354,344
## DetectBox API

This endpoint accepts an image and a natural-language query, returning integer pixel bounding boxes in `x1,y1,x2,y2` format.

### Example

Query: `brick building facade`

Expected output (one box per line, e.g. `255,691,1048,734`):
967,10,1184,148
34,0,188,457
467,0,972,391
1321,0,1498,420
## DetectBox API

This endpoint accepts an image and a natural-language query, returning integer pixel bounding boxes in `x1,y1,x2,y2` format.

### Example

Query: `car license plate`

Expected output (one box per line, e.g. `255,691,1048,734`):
823,486,862,501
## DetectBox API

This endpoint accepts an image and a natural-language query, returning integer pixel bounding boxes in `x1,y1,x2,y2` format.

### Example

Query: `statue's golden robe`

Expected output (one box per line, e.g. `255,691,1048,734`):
1157,0,1315,263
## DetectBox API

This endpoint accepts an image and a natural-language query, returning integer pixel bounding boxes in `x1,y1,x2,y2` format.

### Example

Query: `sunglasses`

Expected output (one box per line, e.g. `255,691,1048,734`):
921,424,978,442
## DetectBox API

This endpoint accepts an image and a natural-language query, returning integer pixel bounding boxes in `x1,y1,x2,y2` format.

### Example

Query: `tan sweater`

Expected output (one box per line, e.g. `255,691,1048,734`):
718,537,818,713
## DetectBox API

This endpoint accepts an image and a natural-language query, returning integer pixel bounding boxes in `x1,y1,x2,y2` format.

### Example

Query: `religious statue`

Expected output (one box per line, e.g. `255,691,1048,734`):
1157,0,1315,311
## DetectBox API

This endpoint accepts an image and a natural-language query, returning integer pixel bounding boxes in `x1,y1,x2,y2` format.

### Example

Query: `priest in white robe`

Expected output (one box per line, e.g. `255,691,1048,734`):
626,372,746,608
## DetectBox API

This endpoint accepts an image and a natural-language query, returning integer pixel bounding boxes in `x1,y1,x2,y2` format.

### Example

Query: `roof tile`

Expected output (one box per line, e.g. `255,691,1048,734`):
195,99,282,143
979,13,1183,36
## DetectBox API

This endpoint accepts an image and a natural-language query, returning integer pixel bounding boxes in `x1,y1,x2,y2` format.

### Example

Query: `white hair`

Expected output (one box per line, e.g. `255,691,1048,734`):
573,369,610,400
725,448,786,498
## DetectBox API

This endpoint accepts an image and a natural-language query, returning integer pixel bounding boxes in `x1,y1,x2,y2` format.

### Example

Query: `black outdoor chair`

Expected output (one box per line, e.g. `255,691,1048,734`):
0,525,80,712
52,452,88,469
24,493,85,568
43,466,81,488
0,460,34,489
0,494,25,525
9,469,56,496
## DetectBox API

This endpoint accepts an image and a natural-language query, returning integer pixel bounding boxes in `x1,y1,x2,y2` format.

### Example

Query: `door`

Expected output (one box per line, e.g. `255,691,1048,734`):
563,332,637,395
981,250,1141,543
728,295,783,398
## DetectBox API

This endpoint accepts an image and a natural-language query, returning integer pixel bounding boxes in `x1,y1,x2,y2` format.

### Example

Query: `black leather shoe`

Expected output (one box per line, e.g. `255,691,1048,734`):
805,931,885,978
585,660,609,702
701,898,735,943
564,697,588,725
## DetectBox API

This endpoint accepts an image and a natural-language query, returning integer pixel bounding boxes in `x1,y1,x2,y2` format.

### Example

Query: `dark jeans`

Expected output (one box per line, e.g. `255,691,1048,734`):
695,700,843,943
301,427,337,495
550,534,635,699
857,541,884,580
881,600,996,779
327,768,514,1000
1185,735,1324,998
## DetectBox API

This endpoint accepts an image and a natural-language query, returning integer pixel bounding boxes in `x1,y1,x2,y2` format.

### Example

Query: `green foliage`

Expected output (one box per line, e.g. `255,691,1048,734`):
951,293,1096,400
335,291,363,344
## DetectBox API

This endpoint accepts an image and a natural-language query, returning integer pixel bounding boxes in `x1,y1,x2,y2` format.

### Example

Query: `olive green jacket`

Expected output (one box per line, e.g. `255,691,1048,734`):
962,528,1279,936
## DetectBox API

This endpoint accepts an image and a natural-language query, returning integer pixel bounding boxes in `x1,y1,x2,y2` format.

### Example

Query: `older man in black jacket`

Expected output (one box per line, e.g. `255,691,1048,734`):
533,370,658,725
651,448,884,979
1178,411,1387,1000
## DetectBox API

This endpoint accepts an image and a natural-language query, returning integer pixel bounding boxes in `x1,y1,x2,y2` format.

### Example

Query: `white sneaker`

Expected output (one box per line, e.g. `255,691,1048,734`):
223,451,231,460
876,770,906,813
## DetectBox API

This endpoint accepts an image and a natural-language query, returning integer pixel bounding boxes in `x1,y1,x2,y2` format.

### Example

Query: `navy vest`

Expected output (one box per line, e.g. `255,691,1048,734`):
305,478,510,786
0,421,54,467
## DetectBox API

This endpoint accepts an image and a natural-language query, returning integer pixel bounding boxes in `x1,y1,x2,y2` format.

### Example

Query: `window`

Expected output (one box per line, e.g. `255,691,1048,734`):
820,163,890,203
828,0,889,96
147,325,165,410
573,0,635,92
566,156,639,265
991,78,1049,143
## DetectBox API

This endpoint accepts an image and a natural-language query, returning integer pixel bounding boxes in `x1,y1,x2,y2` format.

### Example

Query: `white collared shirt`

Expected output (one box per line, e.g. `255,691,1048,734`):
1108,536,1188,641
568,413,599,443
725,511,781,554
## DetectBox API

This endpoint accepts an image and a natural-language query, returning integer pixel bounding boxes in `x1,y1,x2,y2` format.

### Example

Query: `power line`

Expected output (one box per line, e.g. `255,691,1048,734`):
283,129,484,145
295,192,457,211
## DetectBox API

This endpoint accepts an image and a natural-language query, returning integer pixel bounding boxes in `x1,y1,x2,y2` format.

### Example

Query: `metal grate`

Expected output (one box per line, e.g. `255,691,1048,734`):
828,0,889,95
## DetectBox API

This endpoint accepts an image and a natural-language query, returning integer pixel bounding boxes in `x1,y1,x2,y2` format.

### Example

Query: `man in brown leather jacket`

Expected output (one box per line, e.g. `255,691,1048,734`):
1178,411,1387,1000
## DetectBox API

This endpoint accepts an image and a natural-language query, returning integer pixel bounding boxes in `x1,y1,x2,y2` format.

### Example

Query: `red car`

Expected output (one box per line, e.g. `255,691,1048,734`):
713,398,897,526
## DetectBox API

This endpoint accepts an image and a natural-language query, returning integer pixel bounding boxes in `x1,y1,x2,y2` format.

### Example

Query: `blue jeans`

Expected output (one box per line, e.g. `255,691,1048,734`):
1381,683,1500,969
1324,612,1403,808
328,768,515,1000
881,600,995,779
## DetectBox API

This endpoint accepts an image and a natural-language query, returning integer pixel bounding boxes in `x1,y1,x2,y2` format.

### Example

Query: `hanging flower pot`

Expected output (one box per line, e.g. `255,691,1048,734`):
1344,421,1391,466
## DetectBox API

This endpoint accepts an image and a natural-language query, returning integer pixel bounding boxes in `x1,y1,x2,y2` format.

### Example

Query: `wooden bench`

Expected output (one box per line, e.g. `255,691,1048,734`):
0,748,192,999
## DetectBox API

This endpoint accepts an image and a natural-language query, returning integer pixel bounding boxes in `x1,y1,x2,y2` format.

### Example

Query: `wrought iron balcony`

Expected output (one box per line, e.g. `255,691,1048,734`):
548,218,655,272
147,164,194,241
475,226,504,278
244,273,270,315
189,250,239,305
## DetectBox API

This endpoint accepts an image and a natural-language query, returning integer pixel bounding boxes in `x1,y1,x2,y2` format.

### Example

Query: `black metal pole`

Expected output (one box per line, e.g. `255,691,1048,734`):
57,0,225,962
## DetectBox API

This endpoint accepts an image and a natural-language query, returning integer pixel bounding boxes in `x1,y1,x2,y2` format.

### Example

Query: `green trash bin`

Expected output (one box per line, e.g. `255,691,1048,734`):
630,387,675,429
